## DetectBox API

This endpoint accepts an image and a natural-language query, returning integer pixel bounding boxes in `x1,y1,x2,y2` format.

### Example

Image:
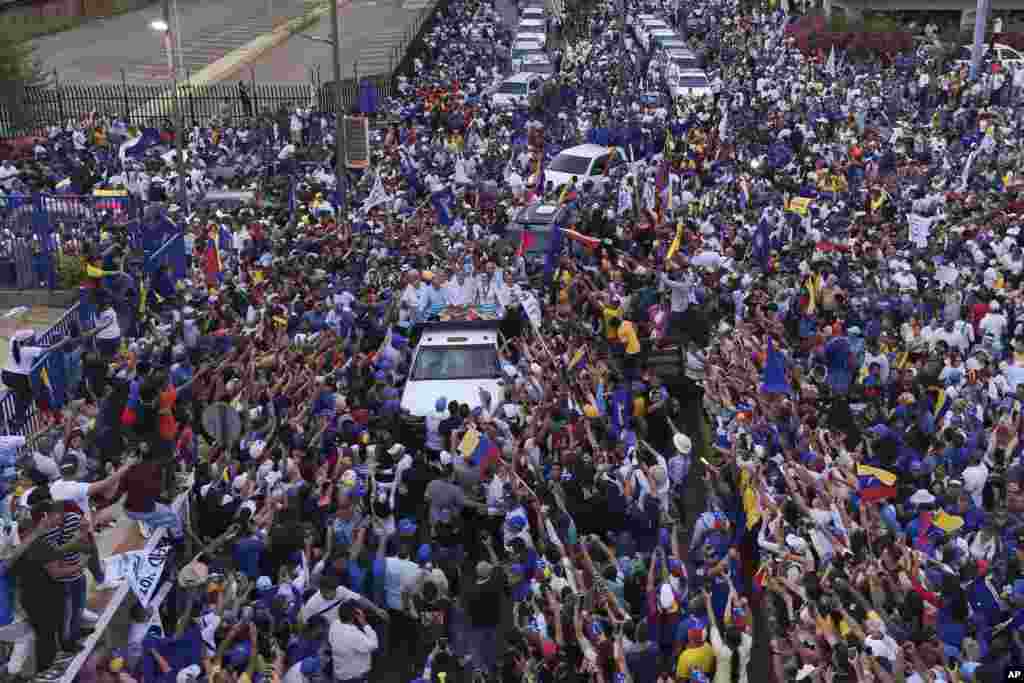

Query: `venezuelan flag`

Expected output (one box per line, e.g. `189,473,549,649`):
857,464,898,502
38,366,56,410
471,434,501,470
787,197,813,216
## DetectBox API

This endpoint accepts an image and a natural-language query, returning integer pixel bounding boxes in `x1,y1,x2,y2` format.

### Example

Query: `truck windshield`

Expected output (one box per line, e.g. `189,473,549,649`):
411,344,501,381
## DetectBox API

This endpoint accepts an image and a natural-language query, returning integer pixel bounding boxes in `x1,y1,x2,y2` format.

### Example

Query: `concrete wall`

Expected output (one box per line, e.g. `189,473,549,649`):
0,288,78,310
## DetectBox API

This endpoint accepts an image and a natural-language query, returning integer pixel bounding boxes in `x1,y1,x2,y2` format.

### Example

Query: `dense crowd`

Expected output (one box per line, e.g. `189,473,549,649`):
1,0,1024,681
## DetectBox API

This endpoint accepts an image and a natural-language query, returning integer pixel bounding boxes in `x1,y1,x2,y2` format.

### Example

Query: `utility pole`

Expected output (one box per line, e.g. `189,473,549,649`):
970,0,990,81
330,0,347,209
162,0,186,206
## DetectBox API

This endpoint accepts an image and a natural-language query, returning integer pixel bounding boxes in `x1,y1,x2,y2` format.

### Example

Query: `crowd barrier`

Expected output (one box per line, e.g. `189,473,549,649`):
0,78,398,140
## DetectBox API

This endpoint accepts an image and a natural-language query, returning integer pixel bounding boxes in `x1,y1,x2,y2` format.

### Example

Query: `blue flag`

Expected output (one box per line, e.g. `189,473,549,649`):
358,79,379,115
119,127,161,163
289,177,298,217
609,384,631,439
431,187,454,226
753,216,771,269
401,153,423,195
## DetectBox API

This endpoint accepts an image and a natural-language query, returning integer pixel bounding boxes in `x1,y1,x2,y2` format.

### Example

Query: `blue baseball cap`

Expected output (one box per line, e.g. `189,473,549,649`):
417,543,432,564
299,657,322,675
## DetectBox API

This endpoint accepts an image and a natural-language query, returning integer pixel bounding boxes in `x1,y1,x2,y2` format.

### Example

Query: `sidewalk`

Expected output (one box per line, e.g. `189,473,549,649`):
32,0,310,83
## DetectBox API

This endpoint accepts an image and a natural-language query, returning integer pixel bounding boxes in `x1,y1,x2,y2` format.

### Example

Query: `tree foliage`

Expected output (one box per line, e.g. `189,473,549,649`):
0,25,48,133
785,11,913,60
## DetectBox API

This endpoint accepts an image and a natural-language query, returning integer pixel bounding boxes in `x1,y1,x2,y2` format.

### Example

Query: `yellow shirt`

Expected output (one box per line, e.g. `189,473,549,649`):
602,306,623,341
618,320,641,355
739,467,762,530
676,643,715,680
558,270,572,305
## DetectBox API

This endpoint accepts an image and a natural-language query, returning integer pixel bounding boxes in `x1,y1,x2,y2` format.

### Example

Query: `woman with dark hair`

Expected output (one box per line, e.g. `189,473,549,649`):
703,589,752,683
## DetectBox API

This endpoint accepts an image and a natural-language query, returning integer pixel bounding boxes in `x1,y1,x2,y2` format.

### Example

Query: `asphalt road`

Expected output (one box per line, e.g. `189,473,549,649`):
33,0,310,83
229,0,434,84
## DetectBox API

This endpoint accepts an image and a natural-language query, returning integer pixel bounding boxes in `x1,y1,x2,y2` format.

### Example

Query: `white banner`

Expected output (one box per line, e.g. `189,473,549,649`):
518,288,543,332
128,538,173,608
908,213,941,249
102,550,146,587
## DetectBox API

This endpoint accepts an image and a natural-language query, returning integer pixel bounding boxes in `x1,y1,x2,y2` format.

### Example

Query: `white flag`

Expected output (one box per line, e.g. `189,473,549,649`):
826,46,837,76
908,213,941,249
617,182,633,216
128,538,173,608
960,149,979,191
360,172,391,213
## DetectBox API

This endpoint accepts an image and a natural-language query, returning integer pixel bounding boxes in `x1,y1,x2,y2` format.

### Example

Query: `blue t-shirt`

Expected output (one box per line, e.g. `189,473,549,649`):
232,536,266,579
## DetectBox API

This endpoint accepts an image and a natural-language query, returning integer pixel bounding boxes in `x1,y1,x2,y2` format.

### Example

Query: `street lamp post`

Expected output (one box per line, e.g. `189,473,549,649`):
330,0,347,211
152,0,186,206
970,0,990,81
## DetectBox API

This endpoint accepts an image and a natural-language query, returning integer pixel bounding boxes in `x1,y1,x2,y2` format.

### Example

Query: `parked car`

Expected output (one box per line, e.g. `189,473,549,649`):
664,48,701,71
955,42,1024,68
490,73,544,106
654,37,690,52
666,69,712,99
519,54,556,76
511,40,545,62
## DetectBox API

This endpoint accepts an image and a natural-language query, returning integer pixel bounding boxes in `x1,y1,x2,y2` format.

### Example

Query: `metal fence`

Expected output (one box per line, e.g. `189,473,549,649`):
0,300,81,435
0,191,147,288
0,76,397,138
0,229,184,433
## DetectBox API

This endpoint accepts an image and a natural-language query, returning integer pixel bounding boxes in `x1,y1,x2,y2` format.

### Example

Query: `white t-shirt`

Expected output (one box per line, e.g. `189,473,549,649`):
97,308,121,340
5,343,43,374
49,479,91,520
962,463,989,508
197,612,221,656
298,586,361,624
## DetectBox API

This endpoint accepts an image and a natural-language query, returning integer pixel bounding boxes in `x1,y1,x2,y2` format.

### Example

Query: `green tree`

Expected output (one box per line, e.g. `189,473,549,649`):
0,27,47,135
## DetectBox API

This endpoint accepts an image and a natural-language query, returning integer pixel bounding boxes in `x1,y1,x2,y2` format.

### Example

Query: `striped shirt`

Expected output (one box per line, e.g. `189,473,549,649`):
44,501,84,582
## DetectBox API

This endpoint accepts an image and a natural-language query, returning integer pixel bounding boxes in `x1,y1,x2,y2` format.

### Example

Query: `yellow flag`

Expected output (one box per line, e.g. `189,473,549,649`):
933,510,965,534
139,280,148,316
558,182,572,205
666,222,684,262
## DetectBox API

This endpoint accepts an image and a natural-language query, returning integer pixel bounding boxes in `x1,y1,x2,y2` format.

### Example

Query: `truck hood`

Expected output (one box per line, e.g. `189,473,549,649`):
401,378,505,417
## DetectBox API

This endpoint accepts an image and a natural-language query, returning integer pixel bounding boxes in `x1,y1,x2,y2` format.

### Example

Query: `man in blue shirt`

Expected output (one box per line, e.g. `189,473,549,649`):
233,529,266,580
